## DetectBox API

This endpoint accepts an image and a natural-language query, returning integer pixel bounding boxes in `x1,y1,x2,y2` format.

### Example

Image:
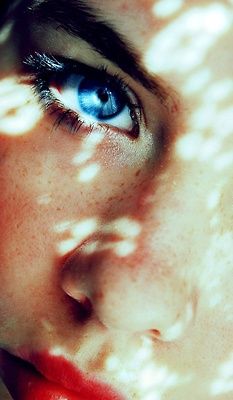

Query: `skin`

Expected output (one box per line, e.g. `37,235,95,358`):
0,0,233,399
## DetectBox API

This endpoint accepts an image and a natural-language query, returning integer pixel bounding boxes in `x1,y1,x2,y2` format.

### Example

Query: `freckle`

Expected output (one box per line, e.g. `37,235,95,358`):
6,108,17,117
135,169,141,177
94,291,104,300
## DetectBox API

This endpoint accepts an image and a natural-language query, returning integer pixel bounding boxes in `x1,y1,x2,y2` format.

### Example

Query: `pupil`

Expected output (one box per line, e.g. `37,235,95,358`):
97,88,109,103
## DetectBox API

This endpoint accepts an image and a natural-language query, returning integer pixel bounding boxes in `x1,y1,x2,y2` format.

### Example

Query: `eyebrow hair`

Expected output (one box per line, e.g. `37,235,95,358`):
24,0,168,101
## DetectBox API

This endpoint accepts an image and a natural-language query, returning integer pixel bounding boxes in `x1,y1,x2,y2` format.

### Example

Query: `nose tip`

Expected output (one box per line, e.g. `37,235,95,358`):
92,284,194,341
61,248,195,341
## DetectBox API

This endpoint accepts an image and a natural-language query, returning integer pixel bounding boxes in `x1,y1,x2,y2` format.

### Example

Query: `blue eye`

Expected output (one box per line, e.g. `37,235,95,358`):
51,73,136,132
24,53,141,136
78,78,125,120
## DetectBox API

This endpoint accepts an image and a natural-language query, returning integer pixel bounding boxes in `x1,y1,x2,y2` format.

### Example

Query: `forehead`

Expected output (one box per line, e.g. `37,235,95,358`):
89,0,233,109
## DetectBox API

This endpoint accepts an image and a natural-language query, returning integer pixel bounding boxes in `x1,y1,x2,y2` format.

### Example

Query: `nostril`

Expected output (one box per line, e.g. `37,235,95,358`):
147,329,161,340
66,292,93,322
77,296,93,321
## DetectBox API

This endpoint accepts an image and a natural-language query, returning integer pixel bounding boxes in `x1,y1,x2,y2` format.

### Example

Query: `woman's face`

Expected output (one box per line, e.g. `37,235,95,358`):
0,0,232,399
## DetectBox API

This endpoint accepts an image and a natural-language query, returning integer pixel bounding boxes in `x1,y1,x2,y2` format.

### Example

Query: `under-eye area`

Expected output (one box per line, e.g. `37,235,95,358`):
23,52,142,137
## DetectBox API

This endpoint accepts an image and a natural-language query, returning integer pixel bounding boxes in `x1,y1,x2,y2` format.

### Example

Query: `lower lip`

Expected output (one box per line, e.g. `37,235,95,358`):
1,350,124,400
1,350,82,400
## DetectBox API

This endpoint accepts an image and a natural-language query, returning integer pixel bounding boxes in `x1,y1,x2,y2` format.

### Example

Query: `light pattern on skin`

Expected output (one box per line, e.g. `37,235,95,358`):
55,216,142,257
199,231,233,312
206,188,222,211
48,337,193,400
0,77,42,135
37,193,52,205
147,3,233,175
72,131,105,182
48,338,233,399
160,301,193,341
72,131,104,165
55,218,99,255
41,319,55,334
146,4,232,73
145,2,233,174
182,68,212,95
210,352,233,396
77,162,101,182
0,2,232,399
104,336,193,400
102,217,141,238
153,0,184,18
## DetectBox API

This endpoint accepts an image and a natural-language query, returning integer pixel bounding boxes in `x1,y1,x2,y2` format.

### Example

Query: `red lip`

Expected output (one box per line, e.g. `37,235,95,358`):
0,349,124,400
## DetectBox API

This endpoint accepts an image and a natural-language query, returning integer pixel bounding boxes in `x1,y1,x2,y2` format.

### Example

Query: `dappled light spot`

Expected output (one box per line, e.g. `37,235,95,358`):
41,319,55,334
57,238,80,255
55,218,98,255
50,346,67,357
175,131,203,160
54,220,74,233
82,240,100,255
191,104,217,131
199,232,233,310
103,217,141,238
162,302,193,341
113,240,136,257
72,150,93,165
77,163,101,182
70,218,98,238
0,77,42,136
145,4,232,74
84,131,105,146
182,68,212,95
86,238,137,257
37,193,52,205
72,131,104,165
203,79,233,104
153,0,184,18
54,216,142,257
209,214,220,228
82,238,136,257
100,217,141,257
210,352,233,396
214,151,233,171
206,189,221,211
176,104,232,162
211,106,233,139
105,335,193,399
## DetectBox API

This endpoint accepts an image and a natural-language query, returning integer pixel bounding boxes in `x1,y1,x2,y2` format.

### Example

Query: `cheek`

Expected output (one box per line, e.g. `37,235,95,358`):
0,121,154,264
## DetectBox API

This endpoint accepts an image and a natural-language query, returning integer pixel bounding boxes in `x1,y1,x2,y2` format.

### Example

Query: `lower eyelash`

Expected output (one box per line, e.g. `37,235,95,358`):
24,52,141,137
31,78,91,134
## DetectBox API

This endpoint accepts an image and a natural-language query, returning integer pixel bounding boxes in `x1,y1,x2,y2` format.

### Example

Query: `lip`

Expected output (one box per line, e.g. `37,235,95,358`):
0,349,124,400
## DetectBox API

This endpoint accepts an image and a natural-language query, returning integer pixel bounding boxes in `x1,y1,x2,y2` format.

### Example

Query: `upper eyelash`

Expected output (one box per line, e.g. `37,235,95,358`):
23,52,141,136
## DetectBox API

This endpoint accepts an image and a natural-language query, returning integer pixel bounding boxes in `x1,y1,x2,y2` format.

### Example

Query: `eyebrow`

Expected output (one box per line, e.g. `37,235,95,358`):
23,0,168,101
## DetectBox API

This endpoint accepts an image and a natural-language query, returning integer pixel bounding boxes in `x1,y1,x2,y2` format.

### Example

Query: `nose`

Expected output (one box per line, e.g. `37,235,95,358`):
61,226,195,341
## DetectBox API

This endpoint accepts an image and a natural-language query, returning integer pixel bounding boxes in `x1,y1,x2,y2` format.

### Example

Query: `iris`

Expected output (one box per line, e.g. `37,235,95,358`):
78,78,126,120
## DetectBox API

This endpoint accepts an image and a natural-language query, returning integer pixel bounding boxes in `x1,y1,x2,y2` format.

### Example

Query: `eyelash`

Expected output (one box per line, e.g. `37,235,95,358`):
23,52,141,137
